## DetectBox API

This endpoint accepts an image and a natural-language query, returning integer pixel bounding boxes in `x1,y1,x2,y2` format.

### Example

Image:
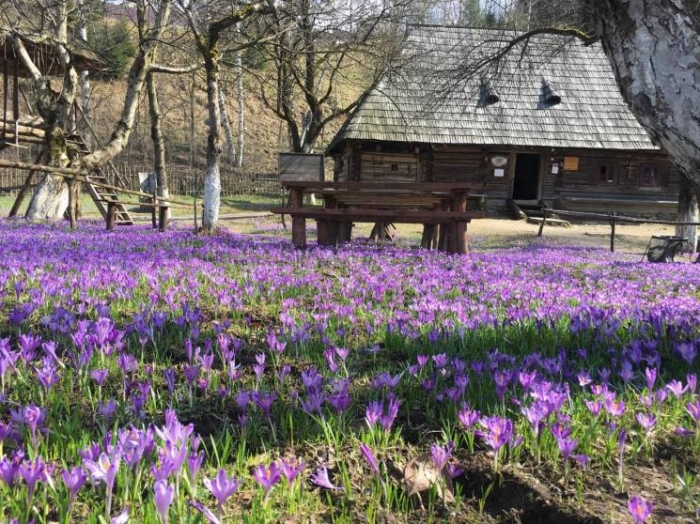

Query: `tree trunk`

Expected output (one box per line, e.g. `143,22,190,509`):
676,173,699,252
202,54,223,231
236,37,244,168
20,0,173,220
190,73,197,168
147,70,171,227
219,86,236,164
26,129,70,220
592,0,700,186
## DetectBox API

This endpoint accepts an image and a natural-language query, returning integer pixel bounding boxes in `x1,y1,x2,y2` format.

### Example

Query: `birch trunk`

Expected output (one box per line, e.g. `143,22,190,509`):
219,86,236,164
676,174,699,252
147,70,171,226
236,42,245,168
21,0,172,220
592,0,700,186
26,130,71,219
22,0,77,221
202,54,223,231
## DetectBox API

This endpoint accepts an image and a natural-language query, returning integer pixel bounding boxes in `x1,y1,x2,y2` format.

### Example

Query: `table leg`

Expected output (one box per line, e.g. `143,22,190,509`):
317,219,329,246
290,187,306,249
451,190,468,255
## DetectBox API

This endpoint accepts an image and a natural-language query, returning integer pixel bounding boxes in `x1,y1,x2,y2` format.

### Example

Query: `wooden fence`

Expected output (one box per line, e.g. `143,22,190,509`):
1,166,281,197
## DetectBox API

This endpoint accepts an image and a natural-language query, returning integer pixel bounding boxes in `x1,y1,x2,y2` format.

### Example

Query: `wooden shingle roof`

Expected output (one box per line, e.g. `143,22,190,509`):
328,26,658,152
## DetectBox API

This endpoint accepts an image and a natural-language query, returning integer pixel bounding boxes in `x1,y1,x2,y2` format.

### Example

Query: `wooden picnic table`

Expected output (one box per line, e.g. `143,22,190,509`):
272,181,482,254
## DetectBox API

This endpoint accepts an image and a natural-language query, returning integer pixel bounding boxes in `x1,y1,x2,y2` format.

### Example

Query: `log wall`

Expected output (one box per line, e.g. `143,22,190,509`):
331,141,681,214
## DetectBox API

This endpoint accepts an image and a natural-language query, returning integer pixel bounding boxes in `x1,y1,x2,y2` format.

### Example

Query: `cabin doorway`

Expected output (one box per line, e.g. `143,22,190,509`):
512,153,541,200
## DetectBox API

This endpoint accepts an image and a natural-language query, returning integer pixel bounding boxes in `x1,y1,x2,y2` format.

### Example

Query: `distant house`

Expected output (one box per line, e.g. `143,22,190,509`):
327,26,679,215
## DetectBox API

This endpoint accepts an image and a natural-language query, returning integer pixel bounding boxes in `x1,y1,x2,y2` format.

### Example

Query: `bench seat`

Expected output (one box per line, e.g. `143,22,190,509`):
269,207,479,224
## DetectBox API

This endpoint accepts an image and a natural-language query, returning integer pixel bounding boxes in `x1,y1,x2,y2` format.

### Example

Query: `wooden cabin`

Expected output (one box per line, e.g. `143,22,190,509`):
327,26,680,216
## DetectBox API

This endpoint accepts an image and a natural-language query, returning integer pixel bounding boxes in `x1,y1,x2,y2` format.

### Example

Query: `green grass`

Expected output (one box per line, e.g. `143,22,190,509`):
0,193,279,220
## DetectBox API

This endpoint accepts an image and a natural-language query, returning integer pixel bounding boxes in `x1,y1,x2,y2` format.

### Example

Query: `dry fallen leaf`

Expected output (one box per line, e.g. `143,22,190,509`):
403,451,455,503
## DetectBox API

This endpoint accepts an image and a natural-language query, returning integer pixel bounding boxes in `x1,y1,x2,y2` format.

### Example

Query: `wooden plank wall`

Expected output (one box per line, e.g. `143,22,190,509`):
359,152,418,183
542,150,680,201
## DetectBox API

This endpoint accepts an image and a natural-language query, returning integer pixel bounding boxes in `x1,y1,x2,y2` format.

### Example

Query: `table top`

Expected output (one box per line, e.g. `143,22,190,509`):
280,181,474,192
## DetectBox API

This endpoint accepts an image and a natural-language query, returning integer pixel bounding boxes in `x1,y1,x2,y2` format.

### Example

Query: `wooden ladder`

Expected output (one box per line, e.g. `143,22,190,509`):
71,132,134,226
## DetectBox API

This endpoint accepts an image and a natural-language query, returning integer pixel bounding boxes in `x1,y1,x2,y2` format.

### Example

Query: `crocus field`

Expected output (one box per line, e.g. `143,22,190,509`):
1,220,700,524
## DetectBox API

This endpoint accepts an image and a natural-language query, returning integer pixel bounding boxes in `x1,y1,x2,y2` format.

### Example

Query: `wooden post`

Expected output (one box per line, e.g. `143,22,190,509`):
151,198,158,228
438,200,450,251
452,190,468,254
290,186,306,249
9,149,45,218
610,212,616,252
159,206,168,232
67,179,77,229
538,209,549,237
193,194,198,231
325,197,339,247
106,202,117,231
316,219,329,246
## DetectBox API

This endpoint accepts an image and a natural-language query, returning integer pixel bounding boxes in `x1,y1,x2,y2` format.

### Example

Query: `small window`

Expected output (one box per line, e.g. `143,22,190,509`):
563,156,579,171
639,165,669,187
598,165,617,184
391,164,398,171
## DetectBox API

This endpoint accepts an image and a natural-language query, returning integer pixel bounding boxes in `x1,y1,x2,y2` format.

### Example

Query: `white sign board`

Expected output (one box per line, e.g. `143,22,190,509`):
494,168,505,178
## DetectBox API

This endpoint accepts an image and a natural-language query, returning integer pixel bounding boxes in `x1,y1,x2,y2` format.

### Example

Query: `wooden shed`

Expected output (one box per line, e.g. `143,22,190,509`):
327,26,680,215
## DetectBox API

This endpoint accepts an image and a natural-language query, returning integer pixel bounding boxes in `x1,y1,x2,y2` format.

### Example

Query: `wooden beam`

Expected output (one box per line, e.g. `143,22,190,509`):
0,159,190,207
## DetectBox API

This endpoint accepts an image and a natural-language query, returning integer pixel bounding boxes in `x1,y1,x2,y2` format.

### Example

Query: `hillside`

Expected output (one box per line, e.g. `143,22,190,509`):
85,73,351,177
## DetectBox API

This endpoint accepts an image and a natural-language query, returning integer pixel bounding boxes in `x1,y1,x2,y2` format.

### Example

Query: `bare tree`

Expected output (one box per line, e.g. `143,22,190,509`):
3,0,174,220
253,0,406,153
178,0,275,232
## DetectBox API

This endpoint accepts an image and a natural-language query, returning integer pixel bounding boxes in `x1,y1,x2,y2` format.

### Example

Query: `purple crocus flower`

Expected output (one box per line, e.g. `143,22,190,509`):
252,462,281,493
91,369,110,387
365,401,382,427
477,416,513,452
187,451,205,486
19,458,48,500
310,466,344,491
636,413,657,434
0,456,18,486
686,401,700,424
457,404,480,429
62,466,87,504
203,469,241,514
628,495,654,523
359,443,381,477
154,480,175,524
556,435,578,461
280,457,305,483
666,380,687,399
430,441,454,471
189,500,221,524
84,450,121,482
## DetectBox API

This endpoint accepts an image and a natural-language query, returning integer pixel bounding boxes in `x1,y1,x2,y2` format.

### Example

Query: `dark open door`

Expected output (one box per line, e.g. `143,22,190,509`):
512,153,541,200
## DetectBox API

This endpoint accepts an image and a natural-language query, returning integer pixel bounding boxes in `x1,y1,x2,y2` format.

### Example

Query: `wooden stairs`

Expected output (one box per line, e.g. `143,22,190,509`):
71,133,134,225
1,117,134,225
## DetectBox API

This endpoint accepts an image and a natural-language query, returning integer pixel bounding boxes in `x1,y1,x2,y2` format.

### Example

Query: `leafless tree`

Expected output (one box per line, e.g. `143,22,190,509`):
177,0,275,232
250,0,410,154
1,0,175,220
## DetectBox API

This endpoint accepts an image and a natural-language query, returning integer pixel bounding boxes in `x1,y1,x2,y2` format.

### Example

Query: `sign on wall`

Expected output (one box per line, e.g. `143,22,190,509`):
563,156,579,171
278,153,325,182
491,156,509,167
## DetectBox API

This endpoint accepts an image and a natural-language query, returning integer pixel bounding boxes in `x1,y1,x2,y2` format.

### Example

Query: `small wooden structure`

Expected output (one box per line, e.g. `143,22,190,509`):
0,31,134,226
271,180,481,254
327,26,680,216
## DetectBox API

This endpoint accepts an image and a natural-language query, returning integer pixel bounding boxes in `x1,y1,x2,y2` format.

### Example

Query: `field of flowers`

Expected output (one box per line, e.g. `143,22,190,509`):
1,219,699,523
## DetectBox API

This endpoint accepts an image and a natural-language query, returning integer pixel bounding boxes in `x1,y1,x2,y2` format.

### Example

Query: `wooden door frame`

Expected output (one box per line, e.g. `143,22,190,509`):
510,151,543,201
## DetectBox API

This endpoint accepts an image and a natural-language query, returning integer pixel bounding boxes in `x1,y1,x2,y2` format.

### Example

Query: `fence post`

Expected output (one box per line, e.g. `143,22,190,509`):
609,212,616,252
537,209,549,237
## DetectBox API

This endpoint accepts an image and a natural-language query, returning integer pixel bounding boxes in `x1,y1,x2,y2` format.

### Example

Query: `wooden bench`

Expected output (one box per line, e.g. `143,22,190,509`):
273,181,482,254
